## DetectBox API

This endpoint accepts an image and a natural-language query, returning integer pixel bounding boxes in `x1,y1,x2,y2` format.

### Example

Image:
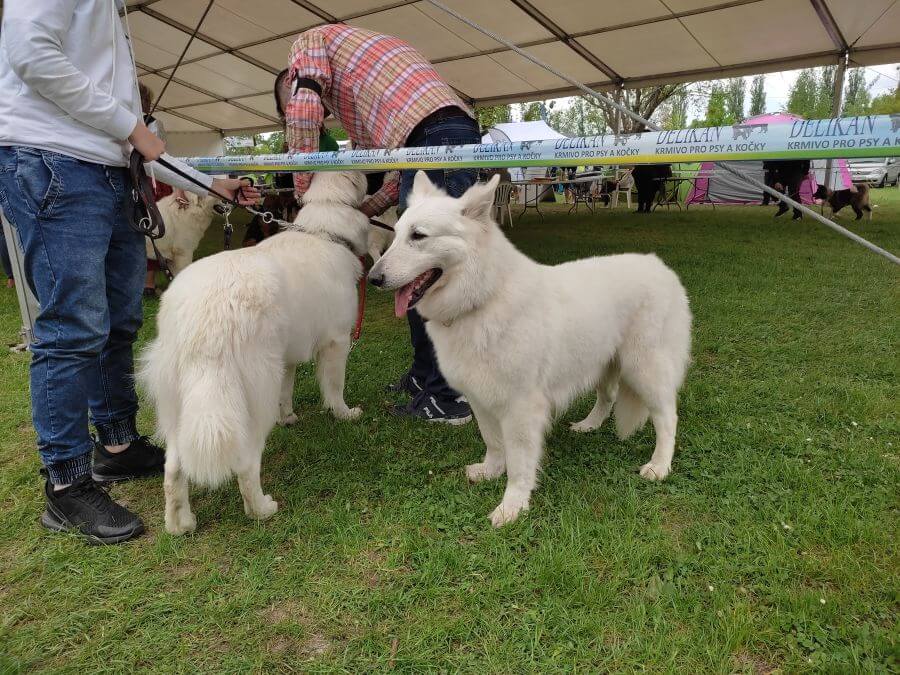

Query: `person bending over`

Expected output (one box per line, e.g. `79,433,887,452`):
276,25,482,425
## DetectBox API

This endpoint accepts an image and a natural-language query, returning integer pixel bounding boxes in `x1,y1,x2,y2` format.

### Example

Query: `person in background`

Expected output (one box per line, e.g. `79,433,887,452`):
0,0,259,544
275,28,481,425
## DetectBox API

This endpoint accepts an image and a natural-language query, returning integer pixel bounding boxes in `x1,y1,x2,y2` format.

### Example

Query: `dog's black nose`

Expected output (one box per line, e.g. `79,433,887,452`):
368,273,384,288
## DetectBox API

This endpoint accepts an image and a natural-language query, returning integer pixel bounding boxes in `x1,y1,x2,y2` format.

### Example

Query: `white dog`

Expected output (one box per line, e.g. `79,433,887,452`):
139,172,369,535
146,192,222,276
369,173,692,526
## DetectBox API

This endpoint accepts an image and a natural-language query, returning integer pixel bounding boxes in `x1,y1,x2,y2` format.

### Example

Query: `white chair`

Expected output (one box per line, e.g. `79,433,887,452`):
610,168,634,209
493,182,515,227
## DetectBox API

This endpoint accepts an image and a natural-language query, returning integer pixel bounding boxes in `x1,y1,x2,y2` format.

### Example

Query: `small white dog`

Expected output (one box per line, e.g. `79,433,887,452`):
146,192,222,276
369,173,692,526
139,172,369,535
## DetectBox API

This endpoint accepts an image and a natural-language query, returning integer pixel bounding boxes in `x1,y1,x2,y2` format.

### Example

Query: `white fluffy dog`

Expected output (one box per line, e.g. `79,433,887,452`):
146,192,221,276
369,173,692,526
139,172,369,535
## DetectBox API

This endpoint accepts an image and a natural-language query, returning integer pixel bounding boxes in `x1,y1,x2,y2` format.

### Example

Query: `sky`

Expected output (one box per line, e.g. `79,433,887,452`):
522,64,900,125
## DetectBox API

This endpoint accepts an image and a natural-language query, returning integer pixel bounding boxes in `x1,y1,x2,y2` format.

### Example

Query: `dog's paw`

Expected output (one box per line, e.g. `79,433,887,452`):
489,497,529,527
249,495,279,520
165,510,197,536
569,419,598,433
465,462,504,483
334,405,362,421
639,462,671,481
278,412,299,426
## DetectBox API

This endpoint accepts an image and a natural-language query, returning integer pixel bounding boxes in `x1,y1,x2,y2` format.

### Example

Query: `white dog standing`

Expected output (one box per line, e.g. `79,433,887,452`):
369,173,692,526
147,192,222,276
139,172,369,535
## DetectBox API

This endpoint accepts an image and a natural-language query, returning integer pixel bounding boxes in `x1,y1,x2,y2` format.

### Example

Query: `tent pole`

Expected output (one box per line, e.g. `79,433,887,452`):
424,0,899,266
825,52,848,190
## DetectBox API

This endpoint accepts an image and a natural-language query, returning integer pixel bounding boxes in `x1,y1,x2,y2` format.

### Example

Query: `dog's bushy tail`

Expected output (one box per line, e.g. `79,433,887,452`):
174,363,251,488
138,264,281,488
614,380,649,440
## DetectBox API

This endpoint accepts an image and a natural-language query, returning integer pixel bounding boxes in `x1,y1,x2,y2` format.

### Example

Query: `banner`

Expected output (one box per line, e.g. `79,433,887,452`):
184,114,900,174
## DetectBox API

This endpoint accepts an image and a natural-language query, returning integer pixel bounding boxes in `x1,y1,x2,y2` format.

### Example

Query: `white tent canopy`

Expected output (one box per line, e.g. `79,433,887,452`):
482,120,567,181
107,1,900,136
2,0,898,137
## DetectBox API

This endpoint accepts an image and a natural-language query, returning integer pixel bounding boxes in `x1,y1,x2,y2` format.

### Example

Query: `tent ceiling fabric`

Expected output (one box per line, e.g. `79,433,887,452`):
2,0,895,134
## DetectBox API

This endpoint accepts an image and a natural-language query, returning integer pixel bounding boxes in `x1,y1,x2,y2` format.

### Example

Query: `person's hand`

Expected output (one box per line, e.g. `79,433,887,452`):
173,188,190,210
211,177,261,206
129,121,166,161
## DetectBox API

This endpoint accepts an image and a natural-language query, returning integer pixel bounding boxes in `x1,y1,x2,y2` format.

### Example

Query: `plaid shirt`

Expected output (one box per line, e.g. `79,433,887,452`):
286,24,472,216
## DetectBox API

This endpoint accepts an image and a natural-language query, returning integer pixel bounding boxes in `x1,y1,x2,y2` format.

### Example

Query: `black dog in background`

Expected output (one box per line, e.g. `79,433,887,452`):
632,164,672,213
814,183,872,221
762,160,811,219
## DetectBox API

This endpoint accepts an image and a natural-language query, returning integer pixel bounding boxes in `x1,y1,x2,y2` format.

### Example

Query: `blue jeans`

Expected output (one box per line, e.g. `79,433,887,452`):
399,112,480,401
0,147,145,484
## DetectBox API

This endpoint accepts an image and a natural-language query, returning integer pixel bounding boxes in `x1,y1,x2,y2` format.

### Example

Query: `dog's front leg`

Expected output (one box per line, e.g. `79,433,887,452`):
315,338,362,420
489,397,550,527
277,366,298,426
465,402,506,482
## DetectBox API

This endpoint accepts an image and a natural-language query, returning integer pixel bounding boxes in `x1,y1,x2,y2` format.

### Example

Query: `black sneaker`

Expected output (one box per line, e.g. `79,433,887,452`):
391,392,472,425
385,372,423,396
775,203,790,217
92,436,165,483
41,473,145,545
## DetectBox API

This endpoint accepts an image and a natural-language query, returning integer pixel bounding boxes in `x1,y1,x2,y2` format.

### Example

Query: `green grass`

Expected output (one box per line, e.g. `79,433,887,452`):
1,189,898,673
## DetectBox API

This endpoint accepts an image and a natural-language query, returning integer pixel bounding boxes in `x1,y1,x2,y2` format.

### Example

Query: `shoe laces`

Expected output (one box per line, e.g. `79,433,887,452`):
67,476,115,510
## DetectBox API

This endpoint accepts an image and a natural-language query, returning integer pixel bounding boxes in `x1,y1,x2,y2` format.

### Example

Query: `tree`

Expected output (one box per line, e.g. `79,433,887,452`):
475,104,511,130
547,97,607,136
868,88,900,115
519,102,543,122
585,83,690,133
843,68,872,115
787,68,819,118
699,83,729,126
814,65,836,117
748,74,766,116
725,78,746,123
660,87,689,130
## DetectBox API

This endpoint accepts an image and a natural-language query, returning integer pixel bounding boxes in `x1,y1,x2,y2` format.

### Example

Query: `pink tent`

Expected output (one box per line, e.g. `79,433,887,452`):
685,113,853,206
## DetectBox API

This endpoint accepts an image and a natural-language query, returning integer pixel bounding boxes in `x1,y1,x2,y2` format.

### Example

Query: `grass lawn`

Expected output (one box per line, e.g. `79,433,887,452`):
0,188,897,673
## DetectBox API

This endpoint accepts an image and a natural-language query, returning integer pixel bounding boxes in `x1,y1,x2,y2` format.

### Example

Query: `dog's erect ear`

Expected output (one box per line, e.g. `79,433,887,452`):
459,174,500,223
412,171,442,200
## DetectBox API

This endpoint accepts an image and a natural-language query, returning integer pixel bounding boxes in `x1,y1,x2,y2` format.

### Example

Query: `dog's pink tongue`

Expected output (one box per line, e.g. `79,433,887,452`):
395,284,414,318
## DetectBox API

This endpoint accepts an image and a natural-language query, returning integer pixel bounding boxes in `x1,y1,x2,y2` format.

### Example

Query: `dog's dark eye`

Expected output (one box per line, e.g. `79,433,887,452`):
410,231,427,241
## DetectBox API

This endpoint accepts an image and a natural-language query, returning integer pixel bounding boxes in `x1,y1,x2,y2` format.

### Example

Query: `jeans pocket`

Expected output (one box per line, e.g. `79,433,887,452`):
14,148,62,218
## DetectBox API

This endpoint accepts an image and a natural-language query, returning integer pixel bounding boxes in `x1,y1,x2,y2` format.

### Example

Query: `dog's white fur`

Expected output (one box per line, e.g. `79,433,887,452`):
146,192,220,275
370,172,692,526
139,172,369,535
367,206,397,262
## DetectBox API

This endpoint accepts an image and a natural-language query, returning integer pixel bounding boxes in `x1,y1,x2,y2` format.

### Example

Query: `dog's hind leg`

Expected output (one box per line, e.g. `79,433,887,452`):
465,402,506,483
571,360,620,433
164,447,197,535
236,439,278,521
490,396,550,527
315,338,361,420
277,366,298,426
623,359,678,481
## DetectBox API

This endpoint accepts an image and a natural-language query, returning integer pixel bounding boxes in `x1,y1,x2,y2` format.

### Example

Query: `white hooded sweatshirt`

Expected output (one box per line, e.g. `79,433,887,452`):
0,0,213,192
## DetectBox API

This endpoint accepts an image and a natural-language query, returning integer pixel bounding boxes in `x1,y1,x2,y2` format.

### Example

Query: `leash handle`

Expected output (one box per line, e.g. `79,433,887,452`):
154,156,243,205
